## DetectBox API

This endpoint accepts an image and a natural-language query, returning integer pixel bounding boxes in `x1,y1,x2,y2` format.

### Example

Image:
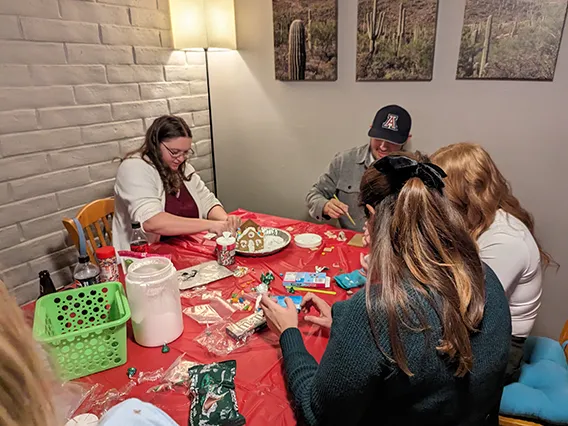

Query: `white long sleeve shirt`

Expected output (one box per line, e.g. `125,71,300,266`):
112,156,221,252
478,209,542,338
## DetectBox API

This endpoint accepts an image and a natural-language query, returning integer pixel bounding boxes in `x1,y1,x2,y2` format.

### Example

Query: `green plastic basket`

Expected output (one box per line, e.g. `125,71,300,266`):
32,282,131,381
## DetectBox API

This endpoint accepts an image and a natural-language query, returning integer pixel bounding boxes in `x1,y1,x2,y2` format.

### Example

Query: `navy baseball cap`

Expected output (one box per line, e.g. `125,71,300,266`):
368,105,412,144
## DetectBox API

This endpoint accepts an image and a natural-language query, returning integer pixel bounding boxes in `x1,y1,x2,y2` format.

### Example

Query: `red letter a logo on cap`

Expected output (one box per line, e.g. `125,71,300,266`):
382,114,399,131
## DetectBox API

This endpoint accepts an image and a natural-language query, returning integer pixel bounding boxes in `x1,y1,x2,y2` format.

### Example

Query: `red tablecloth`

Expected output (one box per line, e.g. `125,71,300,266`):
75,210,366,425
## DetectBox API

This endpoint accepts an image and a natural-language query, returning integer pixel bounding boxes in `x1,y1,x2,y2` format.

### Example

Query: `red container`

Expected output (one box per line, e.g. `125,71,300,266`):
96,246,119,282
216,234,236,266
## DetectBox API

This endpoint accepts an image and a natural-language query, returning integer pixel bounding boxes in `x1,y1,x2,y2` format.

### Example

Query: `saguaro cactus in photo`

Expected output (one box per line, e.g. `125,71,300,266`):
307,9,313,52
365,0,384,54
288,19,306,80
479,15,493,77
396,3,406,57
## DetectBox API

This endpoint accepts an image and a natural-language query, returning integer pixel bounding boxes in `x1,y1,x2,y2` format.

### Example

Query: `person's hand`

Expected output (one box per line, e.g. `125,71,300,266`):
227,216,241,234
300,293,332,329
209,220,230,236
362,222,370,248
260,295,299,336
323,198,349,219
360,253,369,276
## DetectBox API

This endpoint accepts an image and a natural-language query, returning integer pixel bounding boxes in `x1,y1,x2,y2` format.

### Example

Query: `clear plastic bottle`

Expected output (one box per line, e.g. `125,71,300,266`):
130,221,148,253
73,255,100,287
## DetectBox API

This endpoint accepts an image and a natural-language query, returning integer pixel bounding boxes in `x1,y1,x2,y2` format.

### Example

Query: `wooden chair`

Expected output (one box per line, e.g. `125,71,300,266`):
498,320,568,425
62,198,114,265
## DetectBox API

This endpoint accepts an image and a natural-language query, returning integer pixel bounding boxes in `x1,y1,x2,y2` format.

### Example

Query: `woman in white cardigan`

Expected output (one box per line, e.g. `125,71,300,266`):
432,143,553,385
113,115,240,251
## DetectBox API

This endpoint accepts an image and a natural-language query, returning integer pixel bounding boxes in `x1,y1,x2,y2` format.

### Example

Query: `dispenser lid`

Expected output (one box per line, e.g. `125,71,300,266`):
216,231,236,245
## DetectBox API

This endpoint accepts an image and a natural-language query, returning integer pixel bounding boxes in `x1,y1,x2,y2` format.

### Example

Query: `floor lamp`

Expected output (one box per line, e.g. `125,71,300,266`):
168,0,237,195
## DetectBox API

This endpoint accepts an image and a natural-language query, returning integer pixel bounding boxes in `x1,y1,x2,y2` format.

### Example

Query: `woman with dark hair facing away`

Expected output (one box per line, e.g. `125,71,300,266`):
113,116,240,251
260,152,511,426
432,143,553,384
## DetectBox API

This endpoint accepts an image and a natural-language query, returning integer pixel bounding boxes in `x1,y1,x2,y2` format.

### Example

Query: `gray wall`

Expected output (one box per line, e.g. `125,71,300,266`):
209,0,568,338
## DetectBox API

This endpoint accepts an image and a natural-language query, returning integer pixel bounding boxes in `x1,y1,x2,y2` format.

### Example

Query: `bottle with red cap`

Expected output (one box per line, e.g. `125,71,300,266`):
130,221,148,253
96,246,119,282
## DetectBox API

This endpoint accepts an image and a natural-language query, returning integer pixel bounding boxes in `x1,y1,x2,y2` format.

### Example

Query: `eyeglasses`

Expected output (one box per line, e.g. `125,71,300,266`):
161,143,194,159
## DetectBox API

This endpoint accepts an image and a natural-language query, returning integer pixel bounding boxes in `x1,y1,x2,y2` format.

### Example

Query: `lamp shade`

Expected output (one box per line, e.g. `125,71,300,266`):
169,0,237,50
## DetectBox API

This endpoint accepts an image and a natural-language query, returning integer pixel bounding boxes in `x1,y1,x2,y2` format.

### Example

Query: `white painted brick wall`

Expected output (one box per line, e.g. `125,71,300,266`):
0,15,22,40
60,0,131,26
165,66,206,82
75,84,140,105
0,86,75,111
67,45,134,65
134,48,186,65
140,82,190,100
0,0,213,304
107,65,164,83
21,18,100,44
39,104,113,129
0,127,82,157
130,8,171,30
0,110,38,134
30,65,107,86
101,25,161,47
0,41,66,64
112,100,169,120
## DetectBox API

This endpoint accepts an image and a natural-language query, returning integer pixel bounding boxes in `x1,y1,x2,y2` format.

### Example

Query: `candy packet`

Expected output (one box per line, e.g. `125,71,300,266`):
188,360,245,426
334,269,366,290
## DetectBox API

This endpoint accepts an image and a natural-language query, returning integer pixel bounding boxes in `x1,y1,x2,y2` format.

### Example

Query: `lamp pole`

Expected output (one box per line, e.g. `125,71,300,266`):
203,47,218,195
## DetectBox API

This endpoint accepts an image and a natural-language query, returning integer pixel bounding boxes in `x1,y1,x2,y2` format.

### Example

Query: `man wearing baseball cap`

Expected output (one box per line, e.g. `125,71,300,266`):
306,105,412,231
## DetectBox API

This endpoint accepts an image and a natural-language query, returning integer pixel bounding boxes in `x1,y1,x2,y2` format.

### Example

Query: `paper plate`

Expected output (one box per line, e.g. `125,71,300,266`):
236,227,291,257
65,414,99,426
294,233,323,249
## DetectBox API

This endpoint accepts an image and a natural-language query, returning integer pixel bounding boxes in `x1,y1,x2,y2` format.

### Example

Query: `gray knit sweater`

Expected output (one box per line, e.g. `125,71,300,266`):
280,266,511,426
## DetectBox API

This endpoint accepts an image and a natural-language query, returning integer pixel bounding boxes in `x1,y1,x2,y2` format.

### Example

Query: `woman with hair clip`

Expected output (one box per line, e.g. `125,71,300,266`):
113,115,240,251
432,143,552,385
260,152,511,426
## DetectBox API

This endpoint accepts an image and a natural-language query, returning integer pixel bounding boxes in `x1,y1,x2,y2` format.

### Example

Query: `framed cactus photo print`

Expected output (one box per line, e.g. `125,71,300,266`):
457,0,568,80
272,0,338,81
356,0,439,81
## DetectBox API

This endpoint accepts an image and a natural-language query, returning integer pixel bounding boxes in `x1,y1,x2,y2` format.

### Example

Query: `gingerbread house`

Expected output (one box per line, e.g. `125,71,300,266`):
237,219,264,252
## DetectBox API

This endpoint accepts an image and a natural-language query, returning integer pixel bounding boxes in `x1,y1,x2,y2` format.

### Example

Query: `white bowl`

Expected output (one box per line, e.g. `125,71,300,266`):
294,233,323,249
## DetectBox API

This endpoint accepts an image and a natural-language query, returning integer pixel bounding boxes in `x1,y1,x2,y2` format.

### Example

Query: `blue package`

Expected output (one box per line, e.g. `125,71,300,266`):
334,269,366,290
273,295,303,310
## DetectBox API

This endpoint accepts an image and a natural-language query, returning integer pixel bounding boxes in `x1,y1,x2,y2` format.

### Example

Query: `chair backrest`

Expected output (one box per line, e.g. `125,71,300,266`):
62,198,115,265
560,320,568,361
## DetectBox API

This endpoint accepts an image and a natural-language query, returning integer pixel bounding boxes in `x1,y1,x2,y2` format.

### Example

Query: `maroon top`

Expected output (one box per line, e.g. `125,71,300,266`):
161,184,199,241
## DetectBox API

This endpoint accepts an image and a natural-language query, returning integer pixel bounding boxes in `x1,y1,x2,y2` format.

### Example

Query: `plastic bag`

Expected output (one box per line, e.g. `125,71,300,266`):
137,367,165,384
183,295,237,325
188,360,246,426
184,304,224,325
195,322,251,356
177,261,233,290
195,311,267,356
54,381,101,422
148,353,202,394
78,380,137,418
181,288,224,300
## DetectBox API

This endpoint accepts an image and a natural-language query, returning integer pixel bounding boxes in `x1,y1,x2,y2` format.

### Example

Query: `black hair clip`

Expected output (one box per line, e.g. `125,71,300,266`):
373,156,447,193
